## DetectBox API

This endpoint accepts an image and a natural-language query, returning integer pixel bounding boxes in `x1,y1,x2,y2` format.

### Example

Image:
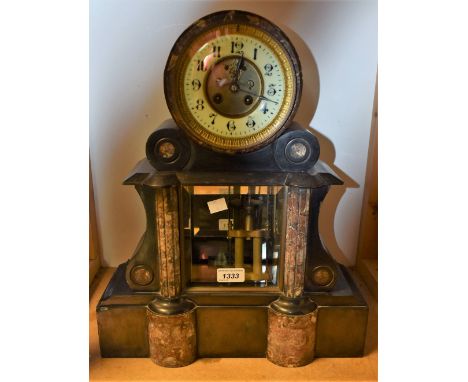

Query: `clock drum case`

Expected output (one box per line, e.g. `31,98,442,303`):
164,10,303,154
96,10,368,368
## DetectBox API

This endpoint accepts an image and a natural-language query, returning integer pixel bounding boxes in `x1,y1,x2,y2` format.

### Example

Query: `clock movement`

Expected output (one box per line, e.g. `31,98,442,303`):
96,10,368,368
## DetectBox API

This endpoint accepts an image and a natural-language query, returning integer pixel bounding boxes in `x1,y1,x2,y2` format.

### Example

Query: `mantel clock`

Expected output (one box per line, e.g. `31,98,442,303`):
97,10,368,368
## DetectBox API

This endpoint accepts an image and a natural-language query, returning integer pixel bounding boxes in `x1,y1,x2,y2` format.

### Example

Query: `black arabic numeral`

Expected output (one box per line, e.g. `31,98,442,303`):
264,63,273,76
209,112,217,125
192,79,201,91
253,48,258,60
227,120,236,131
212,45,221,58
196,99,204,110
246,117,256,128
267,84,276,96
231,41,244,54
197,59,206,71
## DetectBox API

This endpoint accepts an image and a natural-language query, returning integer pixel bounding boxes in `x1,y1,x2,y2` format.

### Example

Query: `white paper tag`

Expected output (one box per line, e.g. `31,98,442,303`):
207,198,228,214
218,218,233,231
217,268,245,282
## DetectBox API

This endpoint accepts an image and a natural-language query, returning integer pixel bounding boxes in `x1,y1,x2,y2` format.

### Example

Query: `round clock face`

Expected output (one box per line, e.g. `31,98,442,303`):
164,10,303,153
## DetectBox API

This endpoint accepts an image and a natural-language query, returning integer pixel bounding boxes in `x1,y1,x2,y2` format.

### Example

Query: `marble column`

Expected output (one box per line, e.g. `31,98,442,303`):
267,186,318,367
146,186,197,367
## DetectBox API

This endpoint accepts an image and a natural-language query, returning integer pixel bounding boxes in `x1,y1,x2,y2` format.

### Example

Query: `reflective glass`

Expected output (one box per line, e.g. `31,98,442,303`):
182,185,285,287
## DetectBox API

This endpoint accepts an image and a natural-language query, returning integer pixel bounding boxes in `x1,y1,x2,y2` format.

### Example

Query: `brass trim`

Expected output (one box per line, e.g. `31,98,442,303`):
311,265,335,287
184,286,280,293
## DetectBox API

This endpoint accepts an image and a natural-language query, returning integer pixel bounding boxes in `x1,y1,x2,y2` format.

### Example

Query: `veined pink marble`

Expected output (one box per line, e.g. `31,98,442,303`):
147,308,197,367
267,308,317,367
284,187,310,298
155,186,181,297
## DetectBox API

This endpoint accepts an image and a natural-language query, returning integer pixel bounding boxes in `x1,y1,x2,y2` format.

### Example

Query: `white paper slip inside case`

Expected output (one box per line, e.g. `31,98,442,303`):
207,197,228,214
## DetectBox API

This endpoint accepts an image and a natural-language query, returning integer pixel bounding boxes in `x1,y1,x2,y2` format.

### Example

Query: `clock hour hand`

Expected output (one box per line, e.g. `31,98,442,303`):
237,87,278,104
217,54,244,87
233,53,245,83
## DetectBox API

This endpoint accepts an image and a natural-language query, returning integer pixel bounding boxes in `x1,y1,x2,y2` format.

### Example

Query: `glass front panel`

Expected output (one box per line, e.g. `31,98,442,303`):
182,185,285,288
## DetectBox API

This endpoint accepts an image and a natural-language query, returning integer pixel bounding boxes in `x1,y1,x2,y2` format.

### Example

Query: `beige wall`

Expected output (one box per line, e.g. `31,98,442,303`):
90,0,377,266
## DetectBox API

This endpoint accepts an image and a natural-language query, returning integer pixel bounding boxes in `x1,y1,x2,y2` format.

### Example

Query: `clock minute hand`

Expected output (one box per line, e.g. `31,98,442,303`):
237,87,278,104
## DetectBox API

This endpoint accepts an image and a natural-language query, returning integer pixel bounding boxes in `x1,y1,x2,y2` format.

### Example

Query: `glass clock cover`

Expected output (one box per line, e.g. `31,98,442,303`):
181,185,285,288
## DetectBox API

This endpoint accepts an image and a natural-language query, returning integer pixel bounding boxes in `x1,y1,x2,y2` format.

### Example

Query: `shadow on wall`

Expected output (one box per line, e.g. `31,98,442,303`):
93,3,227,266
283,26,360,266
106,65,178,266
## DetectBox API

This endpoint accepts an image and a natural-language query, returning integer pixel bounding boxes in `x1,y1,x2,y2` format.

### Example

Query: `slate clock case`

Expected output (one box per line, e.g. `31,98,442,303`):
96,10,368,368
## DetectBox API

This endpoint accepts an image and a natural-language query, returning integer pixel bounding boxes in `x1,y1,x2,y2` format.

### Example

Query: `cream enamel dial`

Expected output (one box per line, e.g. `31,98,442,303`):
184,34,285,140
164,11,302,153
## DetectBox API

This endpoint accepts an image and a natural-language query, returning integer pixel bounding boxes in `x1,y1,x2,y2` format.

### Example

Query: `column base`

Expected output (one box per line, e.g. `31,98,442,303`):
147,297,197,367
267,296,318,367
